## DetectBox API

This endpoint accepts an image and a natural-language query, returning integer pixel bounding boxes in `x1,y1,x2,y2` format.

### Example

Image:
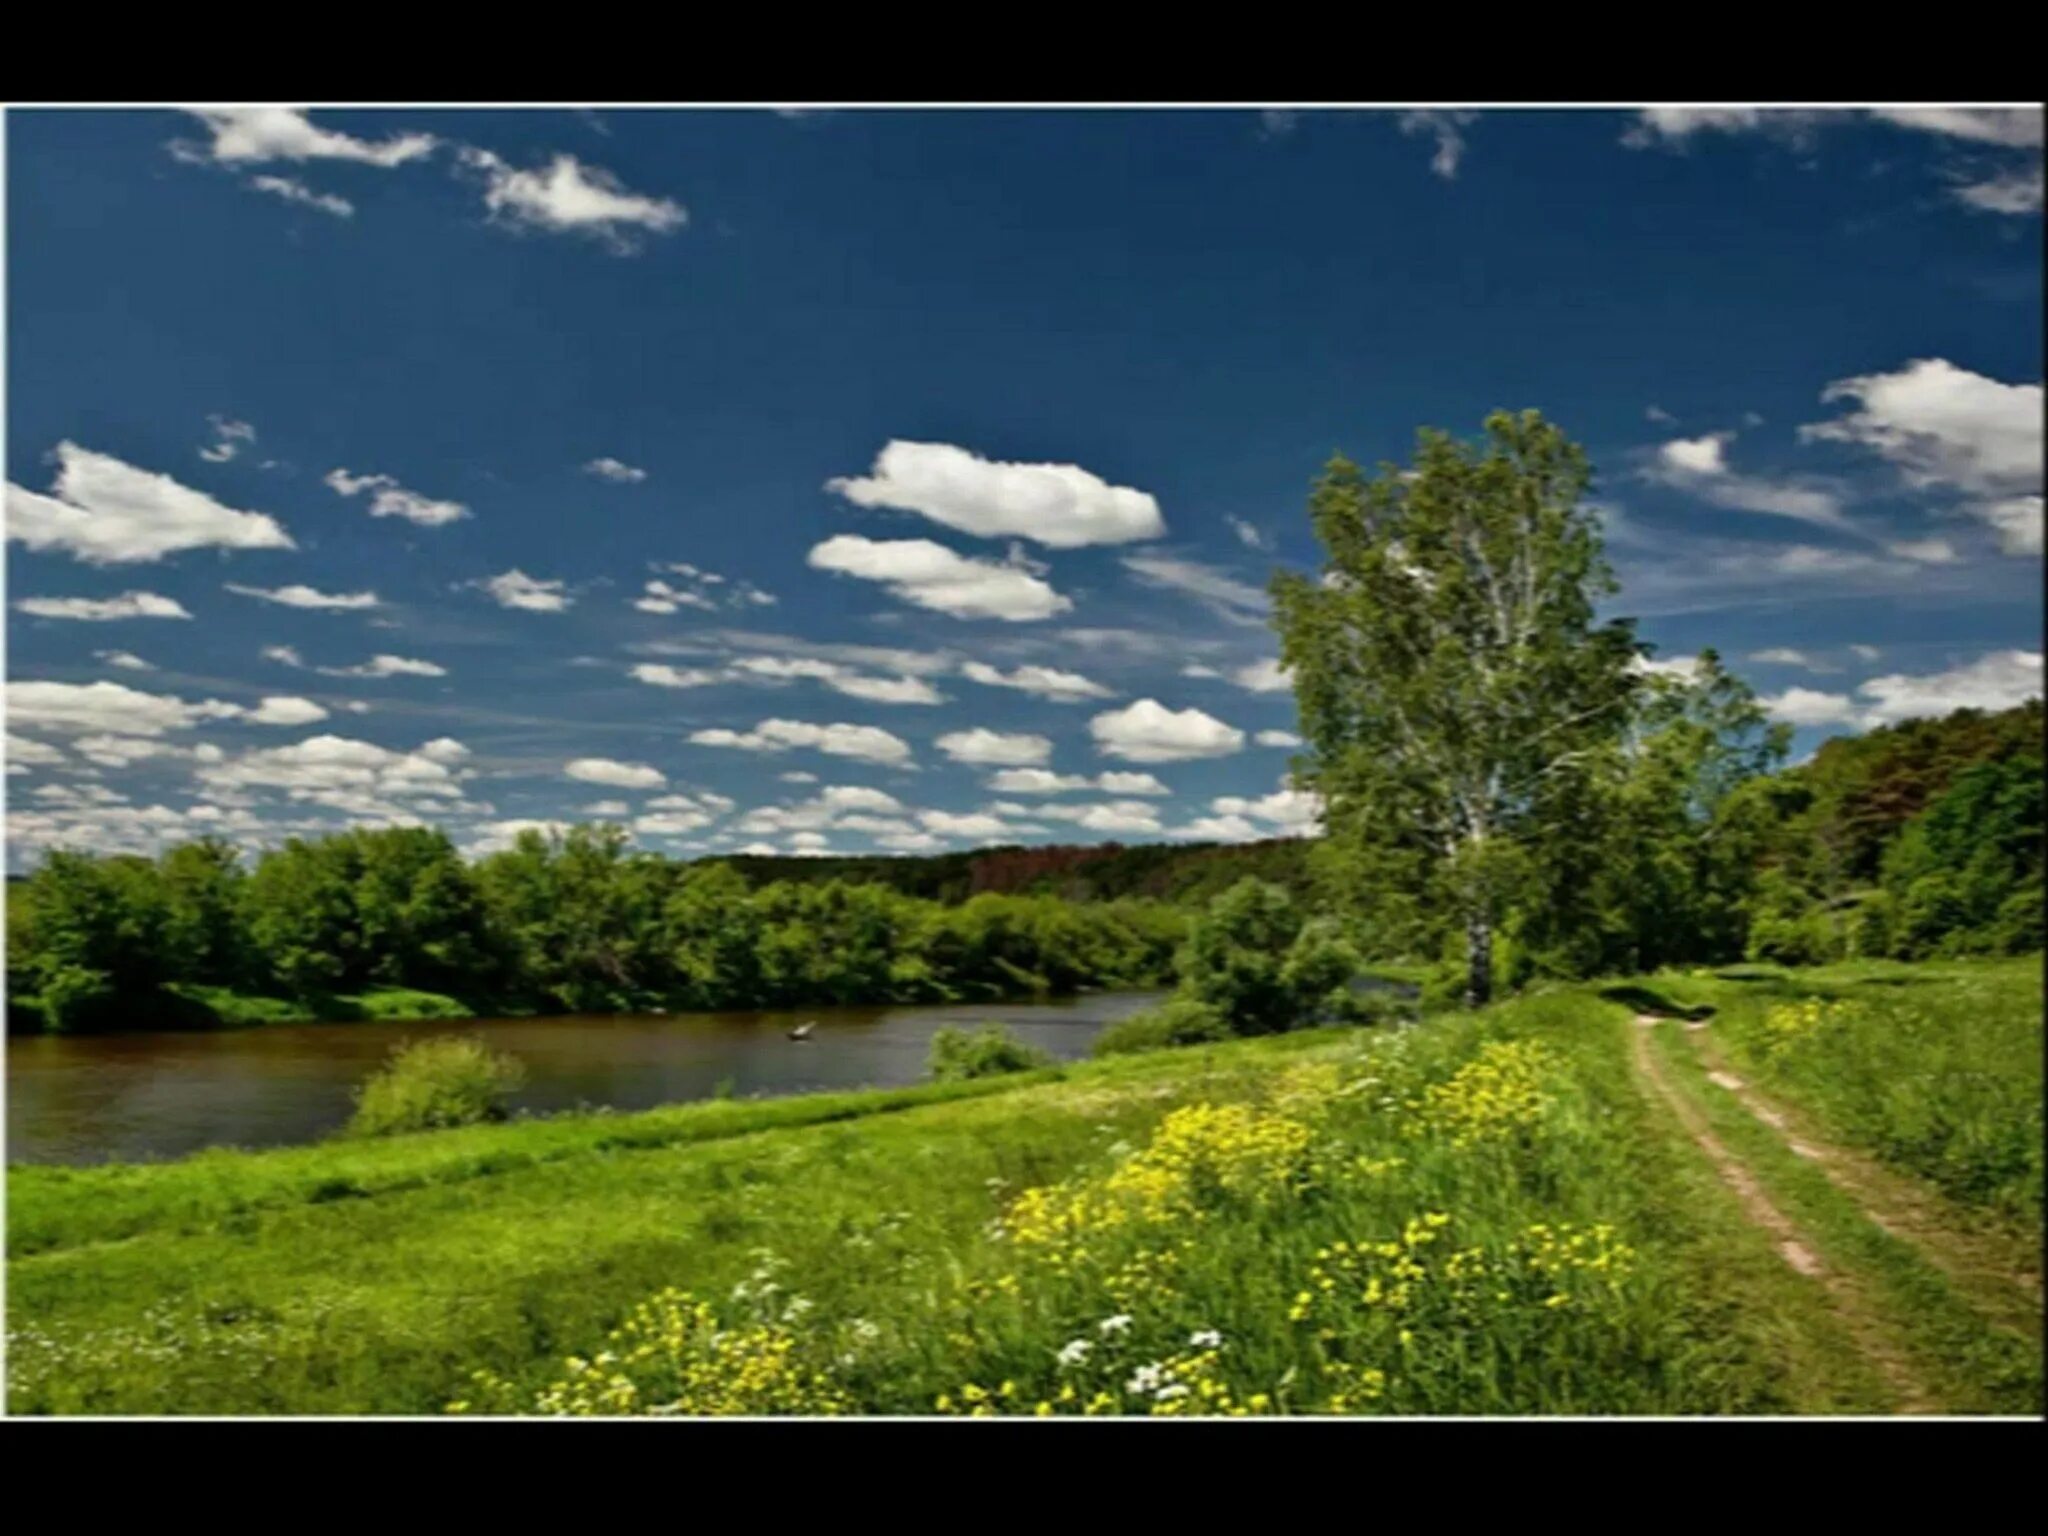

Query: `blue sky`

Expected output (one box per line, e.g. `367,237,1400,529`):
5,106,2043,867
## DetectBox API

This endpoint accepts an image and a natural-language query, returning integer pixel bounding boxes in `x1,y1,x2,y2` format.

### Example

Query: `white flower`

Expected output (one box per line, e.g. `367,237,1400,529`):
1099,1314,1134,1336
1154,1382,1190,1402
1188,1329,1223,1349
1057,1338,1093,1368
1126,1363,1165,1394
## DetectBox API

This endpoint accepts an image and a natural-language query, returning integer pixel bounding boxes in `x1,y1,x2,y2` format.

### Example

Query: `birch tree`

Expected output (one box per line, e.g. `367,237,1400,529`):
1272,410,1639,1006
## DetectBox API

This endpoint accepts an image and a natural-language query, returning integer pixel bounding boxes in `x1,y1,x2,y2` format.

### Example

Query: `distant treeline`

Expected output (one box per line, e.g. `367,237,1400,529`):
5,703,2038,1034
718,837,1313,904
1744,700,2043,964
5,826,1186,1034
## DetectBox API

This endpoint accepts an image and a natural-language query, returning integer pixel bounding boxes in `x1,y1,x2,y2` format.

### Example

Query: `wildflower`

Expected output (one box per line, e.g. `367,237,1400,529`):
1057,1339,1094,1368
1188,1329,1223,1348
1099,1314,1134,1336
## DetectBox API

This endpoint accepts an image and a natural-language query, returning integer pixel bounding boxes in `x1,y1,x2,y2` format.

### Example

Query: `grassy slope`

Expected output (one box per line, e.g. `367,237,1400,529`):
8,969,2039,1416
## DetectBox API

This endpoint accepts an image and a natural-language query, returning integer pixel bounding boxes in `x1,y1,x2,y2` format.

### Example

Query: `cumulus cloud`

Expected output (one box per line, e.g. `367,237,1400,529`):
473,568,572,612
808,535,1069,621
630,662,722,689
15,591,192,621
93,650,155,671
460,149,686,250
1231,658,1292,693
225,582,380,610
1034,799,1166,835
584,456,648,483
244,696,331,727
178,108,436,168
565,757,666,789
195,734,474,821
8,442,295,564
7,679,244,737
314,653,448,679
728,655,943,705
934,728,1053,767
959,660,1113,701
986,767,1169,796
1255,729,1303,748
635,563,776,614
826,440,1164,547
1089,699,1245,762
689,718,915,767
1801,359,2043,555
325,468,470,527
1762,649,2043,729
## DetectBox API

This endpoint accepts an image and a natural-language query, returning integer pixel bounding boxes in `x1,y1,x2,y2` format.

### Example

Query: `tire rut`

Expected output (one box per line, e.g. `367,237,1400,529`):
1627,1013,1938,1413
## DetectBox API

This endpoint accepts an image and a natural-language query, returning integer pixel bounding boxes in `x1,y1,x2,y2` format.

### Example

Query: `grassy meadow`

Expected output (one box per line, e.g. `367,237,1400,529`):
9,959,2039,1417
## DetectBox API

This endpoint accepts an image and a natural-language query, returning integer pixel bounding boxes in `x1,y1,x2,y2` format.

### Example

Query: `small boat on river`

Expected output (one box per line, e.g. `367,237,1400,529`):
788,1021,816,1041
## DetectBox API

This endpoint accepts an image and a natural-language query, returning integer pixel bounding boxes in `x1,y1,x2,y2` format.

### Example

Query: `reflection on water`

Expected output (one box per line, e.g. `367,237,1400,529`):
5,991,1168,1166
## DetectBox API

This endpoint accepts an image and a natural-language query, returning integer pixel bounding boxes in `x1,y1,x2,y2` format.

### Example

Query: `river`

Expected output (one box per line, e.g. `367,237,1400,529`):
5,990,1167,1166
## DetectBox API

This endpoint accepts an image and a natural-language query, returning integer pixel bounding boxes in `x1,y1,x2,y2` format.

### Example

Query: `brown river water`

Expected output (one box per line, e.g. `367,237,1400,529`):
6,990,1167,1166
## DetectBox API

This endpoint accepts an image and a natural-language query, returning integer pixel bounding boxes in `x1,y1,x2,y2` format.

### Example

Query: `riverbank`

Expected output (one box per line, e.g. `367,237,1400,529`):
6,990,1168,1165
9,961,2038,1415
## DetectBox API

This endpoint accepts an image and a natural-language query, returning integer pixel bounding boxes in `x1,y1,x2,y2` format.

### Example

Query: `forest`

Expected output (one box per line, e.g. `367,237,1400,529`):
6,695,2038,1035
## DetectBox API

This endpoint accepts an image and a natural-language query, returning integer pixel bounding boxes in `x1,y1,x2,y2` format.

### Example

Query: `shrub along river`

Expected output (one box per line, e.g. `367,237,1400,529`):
6,990,1168,1166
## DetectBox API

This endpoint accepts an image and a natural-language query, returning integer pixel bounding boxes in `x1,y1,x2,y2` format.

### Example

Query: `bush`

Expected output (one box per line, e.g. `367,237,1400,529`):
346,1036,527,1138
1091,998,1233,1057
926,1025,1053,1082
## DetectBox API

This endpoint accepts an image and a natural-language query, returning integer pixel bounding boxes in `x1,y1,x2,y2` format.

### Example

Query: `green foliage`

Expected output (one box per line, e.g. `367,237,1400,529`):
8,827,1187,1032
1090,997,1233,1056
1274,410,1640,1005
926,1025,1054,1082
346,1037,528,1138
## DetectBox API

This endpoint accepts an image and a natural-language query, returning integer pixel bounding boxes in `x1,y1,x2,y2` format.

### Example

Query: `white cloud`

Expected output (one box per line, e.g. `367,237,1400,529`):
917,809,1014,840
1620,109,1821,149
1035,799,1166,835
1255,729,1303,748
15,591,192,621
316,653,448,679
1762,650,2044,729
8,734,66,767
198,416,257,463
1868,108,2043,149
460,149,686,250
8,442,295,564
247,175,354,218
689,718,914,767
986,767,1169,796
1089,699,1245,762
93,649,155,671
1749,647,1817,668
1887,536,1960,565
179,108,436,168
584,456,648,483
1120,553,1271,621
960,660,1113,701
245,696,330,727
225,582,380,610
630,663,722,689
1858,650,2043,725
7,680,242,737
326,468,470,527
465,819,575,856
1952,168,2045,215
1210,784,1323,837
582,799,631,817
1649,432,1847,529
1231,658,1292,693
473,568,572,613
808,535,1069,621
935,728,1053,767
729,655,943,705
1801,359,2043,554
826,439,1164,547
1398,110,1478,178
1850,644,1883,662
565,757,666,790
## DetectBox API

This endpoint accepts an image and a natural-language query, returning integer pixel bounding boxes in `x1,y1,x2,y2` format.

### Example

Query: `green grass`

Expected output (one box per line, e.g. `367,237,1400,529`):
1644,956,2044,1225
8,966,2039,1416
